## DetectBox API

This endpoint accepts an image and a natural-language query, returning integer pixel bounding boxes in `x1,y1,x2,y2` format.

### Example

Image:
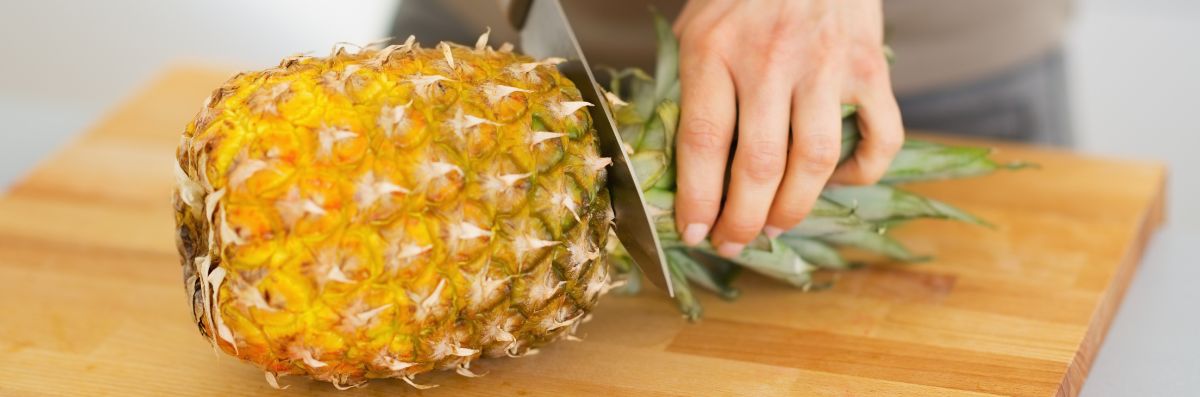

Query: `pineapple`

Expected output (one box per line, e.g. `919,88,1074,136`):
604,16,1027,318
174,34,615,389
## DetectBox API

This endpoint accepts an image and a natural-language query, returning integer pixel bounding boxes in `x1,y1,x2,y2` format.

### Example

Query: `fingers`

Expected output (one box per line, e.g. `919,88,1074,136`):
709,74,792,257
831,56,903,185
674,44,737,247
671,0,902,256
763,78,842,238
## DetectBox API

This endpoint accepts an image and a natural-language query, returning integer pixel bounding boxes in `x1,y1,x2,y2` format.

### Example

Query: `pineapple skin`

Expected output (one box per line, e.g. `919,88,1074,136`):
173,39,614,388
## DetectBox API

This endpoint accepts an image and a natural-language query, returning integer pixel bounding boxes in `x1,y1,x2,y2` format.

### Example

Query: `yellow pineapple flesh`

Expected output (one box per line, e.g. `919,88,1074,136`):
173,36,614,388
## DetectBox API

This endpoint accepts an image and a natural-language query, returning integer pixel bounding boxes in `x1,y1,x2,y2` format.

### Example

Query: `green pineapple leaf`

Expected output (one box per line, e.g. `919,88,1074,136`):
777,236,851,269
821,185,990,226
882,140,1035,183
693,238,815,288
667,260,703,320
667,248,740,300
652,11,680,104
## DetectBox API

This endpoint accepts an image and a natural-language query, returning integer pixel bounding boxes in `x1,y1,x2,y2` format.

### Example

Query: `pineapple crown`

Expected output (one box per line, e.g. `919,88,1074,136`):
602,14,1030,319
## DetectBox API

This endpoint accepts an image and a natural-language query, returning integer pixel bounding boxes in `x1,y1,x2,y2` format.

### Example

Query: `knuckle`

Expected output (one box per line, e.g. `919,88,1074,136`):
678,192,722,213
764,20,797,53
678,119,727,153
807,22,840,59
815,19,839,44
682,26,729,56
851,53,888,82
768,15,794,40
745,19,801,71
760,42,796,71
805,42,834,64
739,144,787,182
796,138,840,172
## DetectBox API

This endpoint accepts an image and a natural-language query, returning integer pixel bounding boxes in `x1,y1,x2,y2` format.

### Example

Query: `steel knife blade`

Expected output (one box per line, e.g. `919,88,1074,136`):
512,0,673,296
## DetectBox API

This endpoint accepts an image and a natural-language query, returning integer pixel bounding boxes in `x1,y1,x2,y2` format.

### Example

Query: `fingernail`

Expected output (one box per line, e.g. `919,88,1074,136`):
763,226,784,239
682,223,709,246
717,242,745,258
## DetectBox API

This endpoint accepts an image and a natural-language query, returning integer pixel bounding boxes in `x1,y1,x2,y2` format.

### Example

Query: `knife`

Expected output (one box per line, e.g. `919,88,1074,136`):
507,0,673,296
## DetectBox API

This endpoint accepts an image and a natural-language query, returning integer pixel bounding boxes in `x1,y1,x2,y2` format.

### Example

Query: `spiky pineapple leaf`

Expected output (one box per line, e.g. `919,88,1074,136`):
882,140,1034,183
695,238,815,288
840,115,862,162
641,188,675,212
666,248,739,300
810,197,856,217
604,67,653,103
667,260,703,320
636,107,665,150
652,165,676,190
619,68,659,123
786,216,925,262
652,13,681,104
841,108,1032,184
821,185,989,226
787,214,878,237
656,100,679,150
631,151,668,187
817,230,927,262
777,236,851,269
841,104,859,118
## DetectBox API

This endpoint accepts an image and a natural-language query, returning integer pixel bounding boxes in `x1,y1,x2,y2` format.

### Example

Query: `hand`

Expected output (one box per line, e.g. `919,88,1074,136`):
672,0,903,257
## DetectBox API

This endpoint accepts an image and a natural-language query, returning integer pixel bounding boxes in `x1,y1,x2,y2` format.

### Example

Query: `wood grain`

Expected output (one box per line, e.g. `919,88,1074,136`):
0,67,1166,396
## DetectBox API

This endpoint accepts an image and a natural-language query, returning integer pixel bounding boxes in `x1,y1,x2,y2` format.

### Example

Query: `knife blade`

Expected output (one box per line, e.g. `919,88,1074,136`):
513,0,674,296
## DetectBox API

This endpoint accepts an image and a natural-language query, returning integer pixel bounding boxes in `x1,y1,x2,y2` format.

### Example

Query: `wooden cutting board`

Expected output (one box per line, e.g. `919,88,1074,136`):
0,67,1165,396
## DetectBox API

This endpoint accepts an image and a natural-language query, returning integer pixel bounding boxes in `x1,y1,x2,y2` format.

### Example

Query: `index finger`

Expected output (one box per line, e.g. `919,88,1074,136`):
673,49,736,246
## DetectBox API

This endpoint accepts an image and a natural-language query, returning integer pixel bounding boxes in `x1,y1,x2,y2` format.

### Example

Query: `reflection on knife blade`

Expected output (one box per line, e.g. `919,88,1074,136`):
516,0,674,296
